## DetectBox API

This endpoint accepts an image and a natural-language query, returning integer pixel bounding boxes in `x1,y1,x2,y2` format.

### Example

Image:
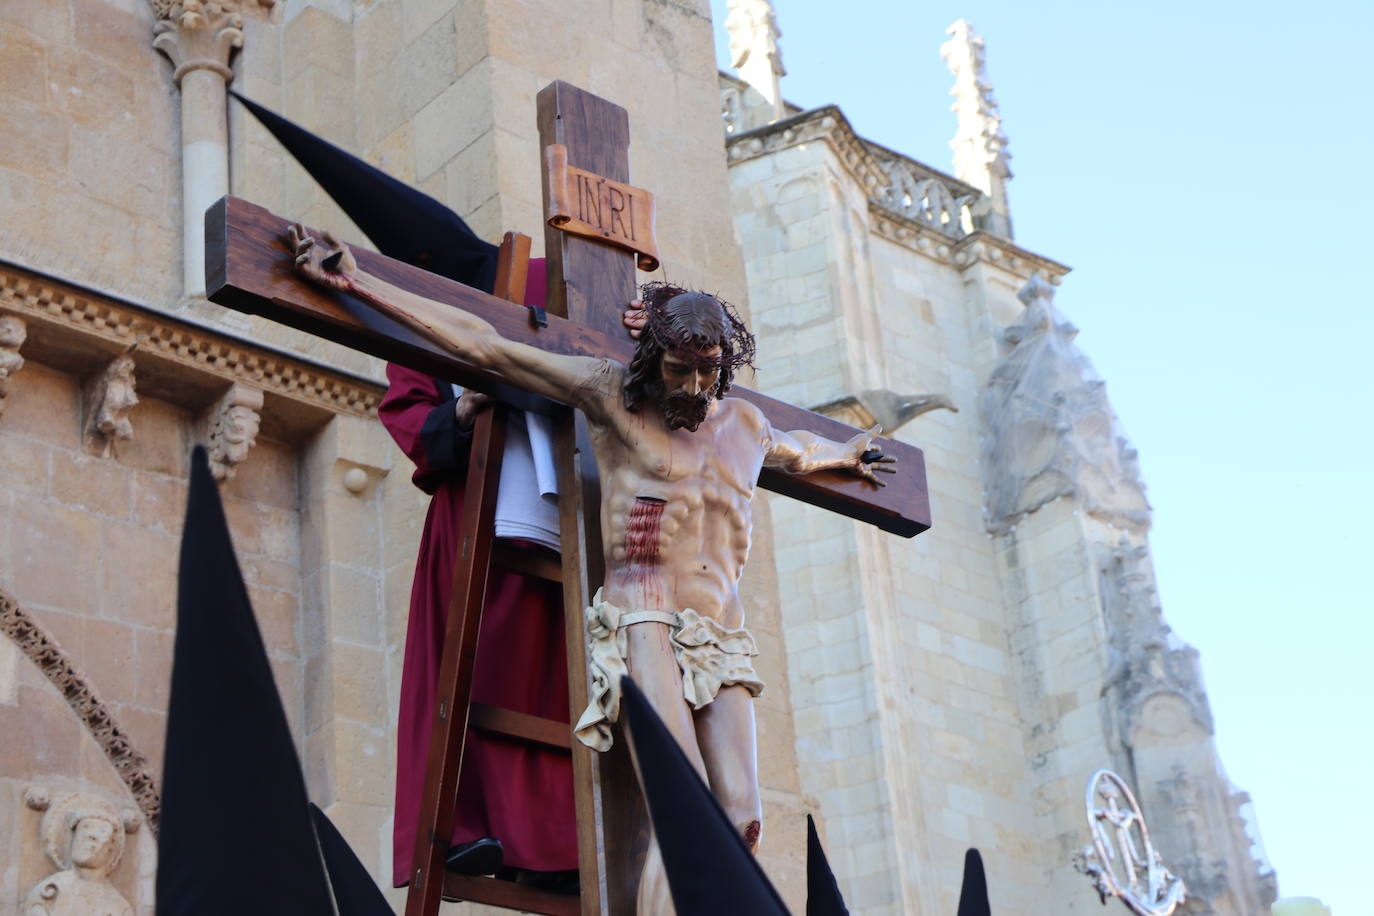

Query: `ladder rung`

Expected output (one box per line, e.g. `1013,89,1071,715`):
469,702,573,751
491,541,563,583
442,874,580,915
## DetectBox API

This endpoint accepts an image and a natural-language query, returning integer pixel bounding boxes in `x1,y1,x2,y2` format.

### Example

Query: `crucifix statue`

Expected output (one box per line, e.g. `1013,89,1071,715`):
289,224,893,909
206,80,929,915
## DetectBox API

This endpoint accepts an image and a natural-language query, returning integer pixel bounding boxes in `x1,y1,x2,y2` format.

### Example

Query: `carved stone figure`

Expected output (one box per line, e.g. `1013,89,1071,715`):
0,314,26,417
22,788,139,916
811,388,957,435
84,353,139,457
940,19,1013,237
205,384,263,481
1099,539,1212,743
980,274,1150,534
289,227,893,914
725,0,786,120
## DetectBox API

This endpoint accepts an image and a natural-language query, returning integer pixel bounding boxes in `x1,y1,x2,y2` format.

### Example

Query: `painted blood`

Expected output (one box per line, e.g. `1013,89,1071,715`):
626,497,665,566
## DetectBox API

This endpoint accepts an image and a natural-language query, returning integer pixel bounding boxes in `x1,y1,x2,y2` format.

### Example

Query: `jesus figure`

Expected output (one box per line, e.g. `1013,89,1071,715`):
289,226,894,912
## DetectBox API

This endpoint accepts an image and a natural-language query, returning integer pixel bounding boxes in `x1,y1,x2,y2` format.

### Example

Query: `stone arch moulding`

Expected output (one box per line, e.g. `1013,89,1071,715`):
0,585,161,833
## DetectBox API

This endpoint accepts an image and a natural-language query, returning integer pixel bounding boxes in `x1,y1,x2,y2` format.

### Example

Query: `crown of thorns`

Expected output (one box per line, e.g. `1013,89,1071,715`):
638,282,756,371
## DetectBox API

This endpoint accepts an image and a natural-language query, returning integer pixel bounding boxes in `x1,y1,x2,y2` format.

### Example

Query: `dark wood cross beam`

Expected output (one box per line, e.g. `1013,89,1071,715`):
205,191,929,534
206,191,929,536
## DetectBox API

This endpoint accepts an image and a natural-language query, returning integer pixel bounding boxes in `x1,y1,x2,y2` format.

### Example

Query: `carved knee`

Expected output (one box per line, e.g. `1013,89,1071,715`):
739,818,761,853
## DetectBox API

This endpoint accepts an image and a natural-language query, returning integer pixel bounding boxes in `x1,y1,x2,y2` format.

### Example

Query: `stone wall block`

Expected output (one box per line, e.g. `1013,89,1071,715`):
269,654,304,743
283,5,354,80
220,495,265,555
0,25,47,105
325,564,383,647
331,719,391,807
0,435,50,500
332,642,387,725
100,520,178,630
303,643,333,736
12,499,100,614
250,584,301,657
366,119,418,185
81,617,137,707
0,102,71,184
119,398,190,477
304,719,338,803
412,60,494,182
258,504,301,566
131,472,186,536
400,0,459,46
72,0,159,75
0,1,70,44
0,683,83,781
0,365,80,450
133,627,173,710
243,555,298,593
318,799,390,889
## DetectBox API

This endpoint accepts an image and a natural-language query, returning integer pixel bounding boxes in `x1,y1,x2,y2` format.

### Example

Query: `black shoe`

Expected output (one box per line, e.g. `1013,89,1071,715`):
514,867,580,896
444,836,504,876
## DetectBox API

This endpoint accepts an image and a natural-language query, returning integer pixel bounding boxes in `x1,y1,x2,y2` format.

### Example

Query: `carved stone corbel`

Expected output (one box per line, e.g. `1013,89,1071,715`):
202,383,264,482
810,388,957,435
83,351,139,457
0,314,27,418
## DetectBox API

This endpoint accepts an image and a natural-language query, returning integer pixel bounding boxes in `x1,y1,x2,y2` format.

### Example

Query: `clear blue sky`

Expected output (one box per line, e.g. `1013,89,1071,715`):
710,0,1372,909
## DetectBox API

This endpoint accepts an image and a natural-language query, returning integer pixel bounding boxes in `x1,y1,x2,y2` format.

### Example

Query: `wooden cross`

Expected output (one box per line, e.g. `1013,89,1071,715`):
206,81,930,914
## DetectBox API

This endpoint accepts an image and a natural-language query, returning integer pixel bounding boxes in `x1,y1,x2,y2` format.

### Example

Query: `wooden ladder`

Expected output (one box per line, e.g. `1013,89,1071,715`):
404,232,603,916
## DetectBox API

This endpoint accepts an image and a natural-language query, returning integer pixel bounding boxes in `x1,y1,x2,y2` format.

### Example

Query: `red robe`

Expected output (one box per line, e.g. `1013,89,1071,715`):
381,263,577,886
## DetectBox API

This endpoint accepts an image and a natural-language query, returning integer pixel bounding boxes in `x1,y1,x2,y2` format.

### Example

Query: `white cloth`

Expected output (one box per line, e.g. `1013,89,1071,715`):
452,385,560,551
573,589,765,752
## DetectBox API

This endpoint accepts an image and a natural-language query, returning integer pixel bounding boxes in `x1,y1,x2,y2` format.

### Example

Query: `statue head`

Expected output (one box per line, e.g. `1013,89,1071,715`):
623,283,756,432
40,793,129,879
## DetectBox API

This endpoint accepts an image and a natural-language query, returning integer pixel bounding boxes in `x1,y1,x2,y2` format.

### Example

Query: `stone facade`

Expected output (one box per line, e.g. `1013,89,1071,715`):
0,1,1272,915
721,12,1275,915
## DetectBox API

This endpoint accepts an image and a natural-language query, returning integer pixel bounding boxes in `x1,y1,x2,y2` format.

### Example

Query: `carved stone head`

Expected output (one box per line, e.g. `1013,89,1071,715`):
0,315,26,378
23,789,138,916
40,793,129,878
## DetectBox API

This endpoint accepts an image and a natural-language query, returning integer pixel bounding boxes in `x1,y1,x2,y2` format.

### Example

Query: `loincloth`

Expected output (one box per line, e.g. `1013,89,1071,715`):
573,589,765,752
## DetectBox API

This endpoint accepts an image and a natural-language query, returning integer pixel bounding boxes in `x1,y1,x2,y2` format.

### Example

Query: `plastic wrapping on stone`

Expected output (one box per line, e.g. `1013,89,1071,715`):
979,274,1151,535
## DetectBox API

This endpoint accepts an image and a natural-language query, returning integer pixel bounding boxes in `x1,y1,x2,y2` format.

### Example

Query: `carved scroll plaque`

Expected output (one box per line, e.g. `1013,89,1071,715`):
543,144,660,271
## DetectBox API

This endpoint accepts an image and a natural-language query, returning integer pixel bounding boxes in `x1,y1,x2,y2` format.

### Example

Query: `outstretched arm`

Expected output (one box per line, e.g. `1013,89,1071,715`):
765,422,897,487
290,226,616,417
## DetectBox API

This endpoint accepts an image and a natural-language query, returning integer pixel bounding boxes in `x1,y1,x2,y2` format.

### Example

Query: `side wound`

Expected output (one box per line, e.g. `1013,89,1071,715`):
626,496,665,566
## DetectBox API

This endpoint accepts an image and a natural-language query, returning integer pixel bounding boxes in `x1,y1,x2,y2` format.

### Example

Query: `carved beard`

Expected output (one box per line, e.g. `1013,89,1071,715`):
658,386,712,432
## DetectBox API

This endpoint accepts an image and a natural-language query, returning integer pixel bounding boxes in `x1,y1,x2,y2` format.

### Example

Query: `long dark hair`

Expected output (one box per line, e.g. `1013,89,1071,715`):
623,283,757,413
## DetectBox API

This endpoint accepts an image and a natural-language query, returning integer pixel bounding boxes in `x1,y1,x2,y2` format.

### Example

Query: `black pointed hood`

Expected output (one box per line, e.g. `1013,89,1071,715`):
805,814,849,916
956,848,991,916
156,447,334,915
310,803,395,916
618,675,791,915
231,91,498,292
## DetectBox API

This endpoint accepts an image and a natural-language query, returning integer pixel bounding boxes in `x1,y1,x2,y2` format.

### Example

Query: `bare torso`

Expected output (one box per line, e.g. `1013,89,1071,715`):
590,371,769,629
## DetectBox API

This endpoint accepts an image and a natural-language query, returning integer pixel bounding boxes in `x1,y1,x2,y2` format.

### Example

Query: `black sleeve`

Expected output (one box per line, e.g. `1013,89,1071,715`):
418,379,475,474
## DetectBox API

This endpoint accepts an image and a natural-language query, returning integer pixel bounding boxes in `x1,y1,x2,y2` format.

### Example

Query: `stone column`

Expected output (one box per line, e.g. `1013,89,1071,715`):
152,2,273,309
